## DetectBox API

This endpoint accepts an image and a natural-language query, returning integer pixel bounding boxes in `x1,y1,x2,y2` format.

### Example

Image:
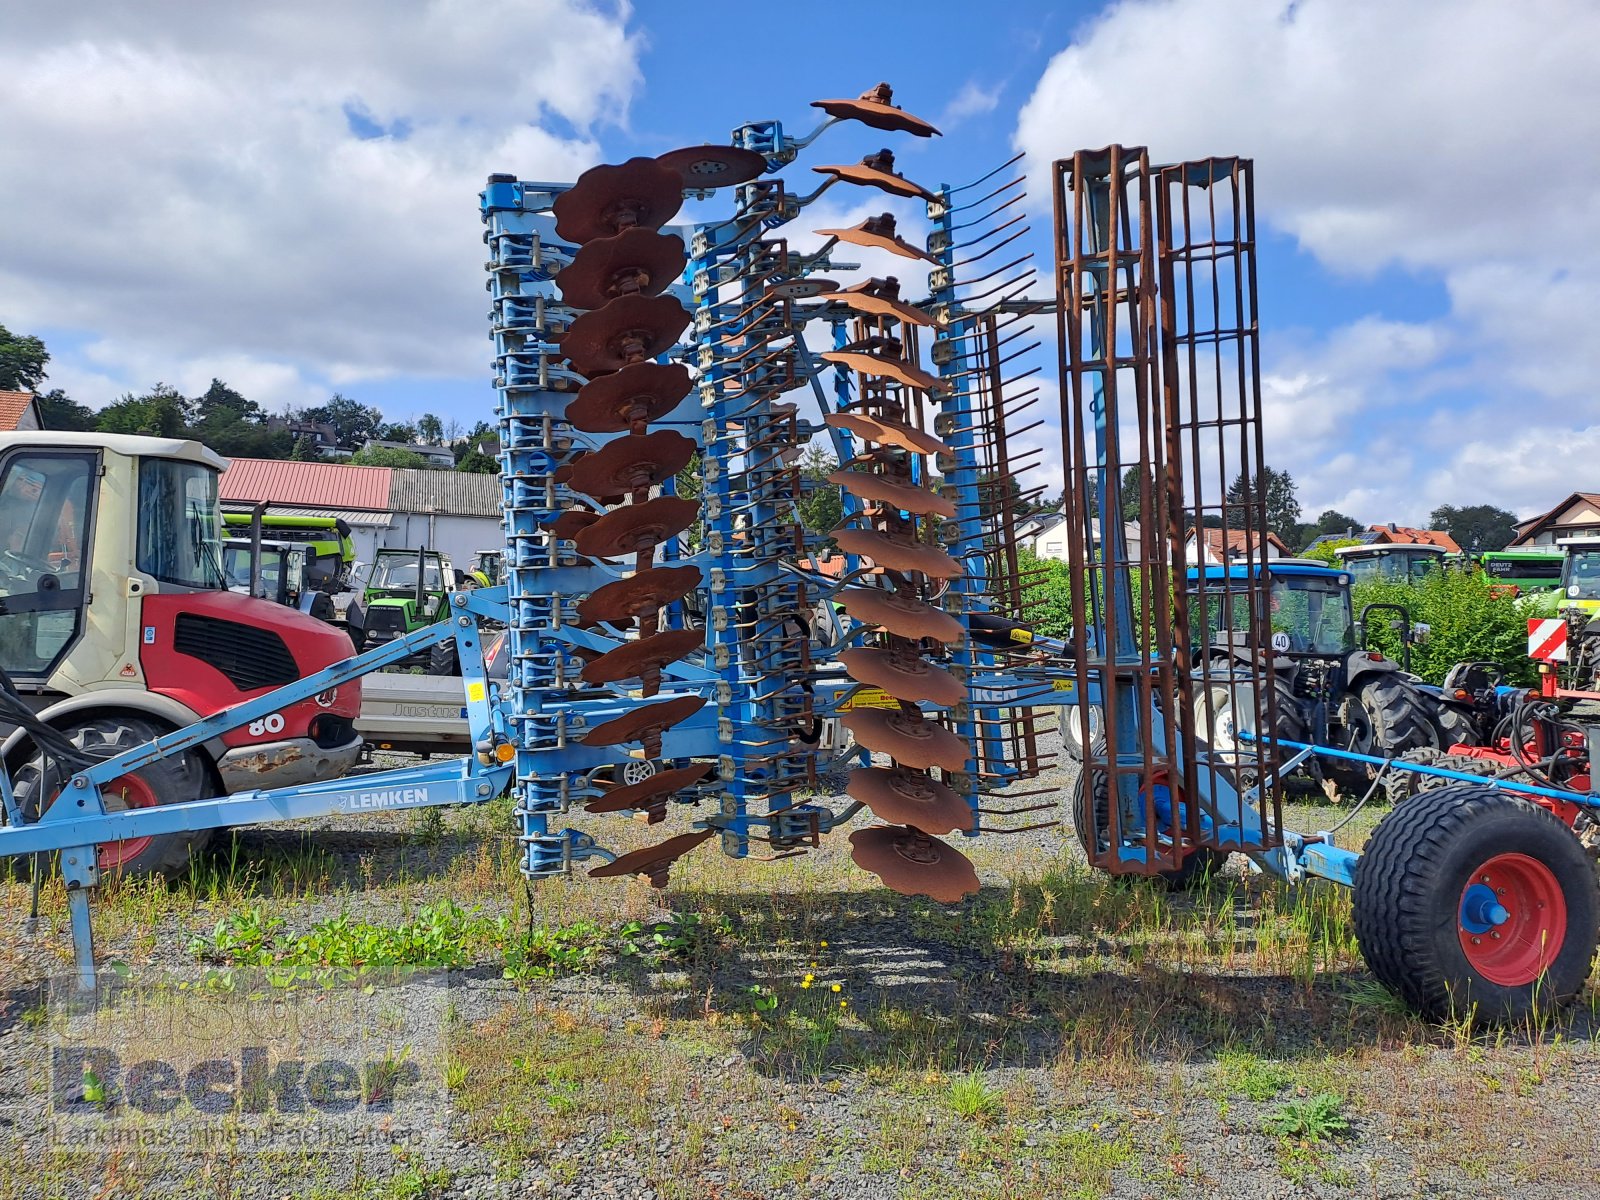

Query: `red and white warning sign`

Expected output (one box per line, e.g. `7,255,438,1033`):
1528,618,1569,663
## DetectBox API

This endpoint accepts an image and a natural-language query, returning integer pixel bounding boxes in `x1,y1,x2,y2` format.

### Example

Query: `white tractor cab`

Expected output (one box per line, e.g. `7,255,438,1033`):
221,536,339,624
0,433,363,876
1332,543,1450,585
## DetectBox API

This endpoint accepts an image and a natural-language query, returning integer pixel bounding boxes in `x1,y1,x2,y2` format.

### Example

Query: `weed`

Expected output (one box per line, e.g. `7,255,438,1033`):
947,1072,1003,1123
383,1164,452,1199
1262,1093,1352,1142
502,920,608,981
1213,1049,1293,1101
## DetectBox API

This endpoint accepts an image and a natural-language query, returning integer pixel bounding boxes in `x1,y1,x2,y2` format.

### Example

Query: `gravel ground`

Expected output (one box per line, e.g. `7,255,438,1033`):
2,735,1599,1199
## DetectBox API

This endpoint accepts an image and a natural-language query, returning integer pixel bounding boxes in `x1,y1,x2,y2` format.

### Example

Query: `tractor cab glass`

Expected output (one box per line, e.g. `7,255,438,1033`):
137,459,226,590
1269,574,1355,656
1338,547,1444,585
1563,547,1600,600
0,449,95,676
370,552,446,593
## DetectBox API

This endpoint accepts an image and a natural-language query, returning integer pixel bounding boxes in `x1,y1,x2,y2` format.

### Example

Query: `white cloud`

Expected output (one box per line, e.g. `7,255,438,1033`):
1013,0,1600,523
939,82,1002,127
0,1,641,413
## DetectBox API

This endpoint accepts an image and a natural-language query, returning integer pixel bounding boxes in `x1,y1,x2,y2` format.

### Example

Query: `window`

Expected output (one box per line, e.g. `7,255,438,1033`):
136,459,225,589
0,451,95,677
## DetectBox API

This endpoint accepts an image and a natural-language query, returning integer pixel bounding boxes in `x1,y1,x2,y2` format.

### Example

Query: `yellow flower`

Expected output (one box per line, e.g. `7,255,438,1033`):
803,973,814,983
800,980,812,989
820,941,828,948
838,1000,848,1008
830,984,842,993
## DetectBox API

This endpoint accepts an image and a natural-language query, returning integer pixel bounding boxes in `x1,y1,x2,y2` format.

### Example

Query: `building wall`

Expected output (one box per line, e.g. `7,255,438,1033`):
380,512,504,571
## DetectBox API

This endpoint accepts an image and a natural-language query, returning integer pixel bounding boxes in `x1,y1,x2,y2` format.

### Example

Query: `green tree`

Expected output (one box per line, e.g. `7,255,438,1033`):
290,435,315,461
187,378,288,457
798,443,842,537
1225,465,1301,541
455,450,498,473
300,393,384,448
96,383,191,438
416,413,444,444
377,421,418,444
0,324,49,393
35,388,97,431
1301,508,1363,545
1016,548,1075,639
1429,503,1518,553
349,445,429,468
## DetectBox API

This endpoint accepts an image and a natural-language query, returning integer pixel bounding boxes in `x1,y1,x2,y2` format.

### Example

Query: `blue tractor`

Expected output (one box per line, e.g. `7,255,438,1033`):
1190,558,1446,790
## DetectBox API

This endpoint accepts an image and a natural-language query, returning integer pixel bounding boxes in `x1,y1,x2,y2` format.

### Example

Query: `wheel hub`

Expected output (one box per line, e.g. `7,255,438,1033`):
1457,852,1567,986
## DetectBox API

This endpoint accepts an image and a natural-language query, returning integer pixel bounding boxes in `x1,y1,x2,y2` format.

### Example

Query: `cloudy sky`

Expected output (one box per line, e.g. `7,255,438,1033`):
2,0,1594,523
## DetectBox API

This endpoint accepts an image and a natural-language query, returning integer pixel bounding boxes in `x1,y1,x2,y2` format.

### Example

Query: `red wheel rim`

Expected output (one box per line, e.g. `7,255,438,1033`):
1457,852,1567,986
97,772,158,871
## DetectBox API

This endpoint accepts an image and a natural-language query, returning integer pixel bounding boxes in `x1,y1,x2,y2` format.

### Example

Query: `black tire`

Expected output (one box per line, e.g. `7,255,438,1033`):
1329,677,1441,793
428,638,459,676
1194,678,1305,770
1071,752,1227,892
1355,676,1440,759
1353,783,1599,1022
8,716,213,879
1382,747,1446,804
1060,703,1103,762
1431,704,1476,751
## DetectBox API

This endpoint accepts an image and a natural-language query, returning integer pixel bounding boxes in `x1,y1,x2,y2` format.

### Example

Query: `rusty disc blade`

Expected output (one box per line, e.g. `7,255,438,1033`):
576,565,702,626
568,430,696,498
828,469,955,518
547,509,599,540
833,527,963,580
813,151,934,202
581,695,706,748
849,825,979,902
837,587,963,643
656,144,767,188
586,763,714,815
822,348,945,393
562,293,689,377
830,278,933,327
846,767,969,834
811,84,940,138
838,647,964,707
581,628,703,685
556,227,687,310
766,278,839,300
553,157,686,245
567,361,692,433
573,496,700,559
842,708,968,772
824,411,948,456
588,827,716,887
815,214,936,264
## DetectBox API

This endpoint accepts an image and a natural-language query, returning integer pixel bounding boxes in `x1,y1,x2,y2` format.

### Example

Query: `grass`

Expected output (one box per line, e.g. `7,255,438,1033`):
2,794,1597,1198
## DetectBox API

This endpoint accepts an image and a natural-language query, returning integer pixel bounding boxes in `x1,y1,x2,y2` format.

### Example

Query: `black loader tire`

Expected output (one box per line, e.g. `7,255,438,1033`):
9,715,212,879
429,638,460,676
1071,749,1227,892
1353,783,1598,1023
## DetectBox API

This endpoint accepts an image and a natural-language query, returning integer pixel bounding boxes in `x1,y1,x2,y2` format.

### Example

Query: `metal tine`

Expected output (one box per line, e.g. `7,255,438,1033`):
947,149,1026,194
952,210,1029,251
951,225,1031,270
950,192,1028,235
977,820,1060,834
950,174,1026,213
958,267,1038,306
939,341,1044,385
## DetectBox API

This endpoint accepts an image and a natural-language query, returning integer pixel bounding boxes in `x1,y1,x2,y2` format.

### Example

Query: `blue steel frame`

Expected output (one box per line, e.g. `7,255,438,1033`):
7,123,1560,995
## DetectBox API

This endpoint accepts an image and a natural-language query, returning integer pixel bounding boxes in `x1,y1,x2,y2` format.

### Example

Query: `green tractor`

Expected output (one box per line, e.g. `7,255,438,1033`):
359,547,459,673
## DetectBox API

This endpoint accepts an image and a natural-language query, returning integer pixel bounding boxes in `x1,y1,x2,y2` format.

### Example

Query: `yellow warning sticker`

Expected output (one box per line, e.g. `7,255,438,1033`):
1009,628,1034,643
839,686,899,712
467,681,487,703
1051,680,1074,692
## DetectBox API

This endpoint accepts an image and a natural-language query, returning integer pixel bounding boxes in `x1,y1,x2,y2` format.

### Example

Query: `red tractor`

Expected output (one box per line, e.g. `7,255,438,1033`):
0,432,362,876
